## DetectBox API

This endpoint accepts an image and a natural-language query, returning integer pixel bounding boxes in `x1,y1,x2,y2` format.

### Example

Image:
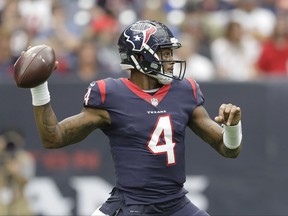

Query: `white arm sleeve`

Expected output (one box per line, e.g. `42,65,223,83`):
223,121,242,149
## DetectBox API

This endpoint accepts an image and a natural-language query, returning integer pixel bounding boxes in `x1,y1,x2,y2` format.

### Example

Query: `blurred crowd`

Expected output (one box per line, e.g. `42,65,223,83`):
0,130,35,216
1,0,288,84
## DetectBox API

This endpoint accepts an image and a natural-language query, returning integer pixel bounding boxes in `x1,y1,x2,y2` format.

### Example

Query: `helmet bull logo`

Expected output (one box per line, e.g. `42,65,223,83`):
124,24,157,52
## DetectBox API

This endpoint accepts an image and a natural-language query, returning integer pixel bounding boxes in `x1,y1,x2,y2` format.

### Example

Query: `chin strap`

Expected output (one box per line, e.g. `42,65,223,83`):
130,54,173,85
157,73,173,84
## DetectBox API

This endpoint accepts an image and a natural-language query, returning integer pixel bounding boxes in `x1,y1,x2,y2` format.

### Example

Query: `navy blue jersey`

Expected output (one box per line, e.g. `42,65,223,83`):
83,78,204,204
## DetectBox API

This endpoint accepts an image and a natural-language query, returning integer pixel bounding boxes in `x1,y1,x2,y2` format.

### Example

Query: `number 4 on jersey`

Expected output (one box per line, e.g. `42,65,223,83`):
147,115,176,165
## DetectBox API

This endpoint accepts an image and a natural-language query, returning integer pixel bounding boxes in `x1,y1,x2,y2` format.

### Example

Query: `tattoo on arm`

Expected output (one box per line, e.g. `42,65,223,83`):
37,105,98,148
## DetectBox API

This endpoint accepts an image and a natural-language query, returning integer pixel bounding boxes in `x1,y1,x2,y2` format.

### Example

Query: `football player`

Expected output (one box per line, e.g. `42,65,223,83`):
28,20,242,216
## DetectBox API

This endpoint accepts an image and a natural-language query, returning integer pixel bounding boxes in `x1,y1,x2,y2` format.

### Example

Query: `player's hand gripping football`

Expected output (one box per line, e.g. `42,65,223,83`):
20,46,59,71
214,103,241,126
14,45,58,88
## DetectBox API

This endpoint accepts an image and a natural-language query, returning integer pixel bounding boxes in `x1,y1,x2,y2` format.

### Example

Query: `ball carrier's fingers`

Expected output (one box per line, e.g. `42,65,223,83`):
214,104,227,124
21,46,58,71
214,104,241,126
15,46,32,67
21,46,32,55
223,103,233,124
54,61,59,71
226,105,241,126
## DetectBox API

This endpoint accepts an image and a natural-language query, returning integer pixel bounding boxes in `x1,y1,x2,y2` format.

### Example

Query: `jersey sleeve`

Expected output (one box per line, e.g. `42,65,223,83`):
83,80,107,109
185,78,205,106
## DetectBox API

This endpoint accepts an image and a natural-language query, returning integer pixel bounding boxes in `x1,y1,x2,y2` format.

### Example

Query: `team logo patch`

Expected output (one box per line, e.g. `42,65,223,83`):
151,98,158,107
124,23,157,52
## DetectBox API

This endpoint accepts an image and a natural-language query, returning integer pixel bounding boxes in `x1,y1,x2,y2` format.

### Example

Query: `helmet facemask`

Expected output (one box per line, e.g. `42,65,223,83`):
118,20,187,84
147,42,186,84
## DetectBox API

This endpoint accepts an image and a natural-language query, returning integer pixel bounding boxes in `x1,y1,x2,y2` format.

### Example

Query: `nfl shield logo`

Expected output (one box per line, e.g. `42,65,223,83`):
151,98,158,107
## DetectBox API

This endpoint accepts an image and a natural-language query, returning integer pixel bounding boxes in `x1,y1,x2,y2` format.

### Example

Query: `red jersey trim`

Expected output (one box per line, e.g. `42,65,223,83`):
186,78,197,102
96,80,106,104
120,78,171,105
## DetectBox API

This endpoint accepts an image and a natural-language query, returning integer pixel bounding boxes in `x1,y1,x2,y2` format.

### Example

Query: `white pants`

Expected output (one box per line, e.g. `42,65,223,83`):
91,206,108,216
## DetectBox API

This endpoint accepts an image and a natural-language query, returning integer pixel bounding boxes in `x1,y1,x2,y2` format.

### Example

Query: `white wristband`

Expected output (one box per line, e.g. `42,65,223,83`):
223,121,242,149
30,81,50,106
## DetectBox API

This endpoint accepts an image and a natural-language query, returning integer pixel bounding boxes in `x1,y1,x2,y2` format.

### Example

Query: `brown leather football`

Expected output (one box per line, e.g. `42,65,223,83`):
13,45,56,88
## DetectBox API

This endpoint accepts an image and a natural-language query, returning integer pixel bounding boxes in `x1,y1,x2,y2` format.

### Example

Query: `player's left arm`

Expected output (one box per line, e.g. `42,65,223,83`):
188,104,242,158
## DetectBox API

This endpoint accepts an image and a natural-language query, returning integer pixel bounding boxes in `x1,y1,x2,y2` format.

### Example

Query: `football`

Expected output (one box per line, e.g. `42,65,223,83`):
13,45,56,88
